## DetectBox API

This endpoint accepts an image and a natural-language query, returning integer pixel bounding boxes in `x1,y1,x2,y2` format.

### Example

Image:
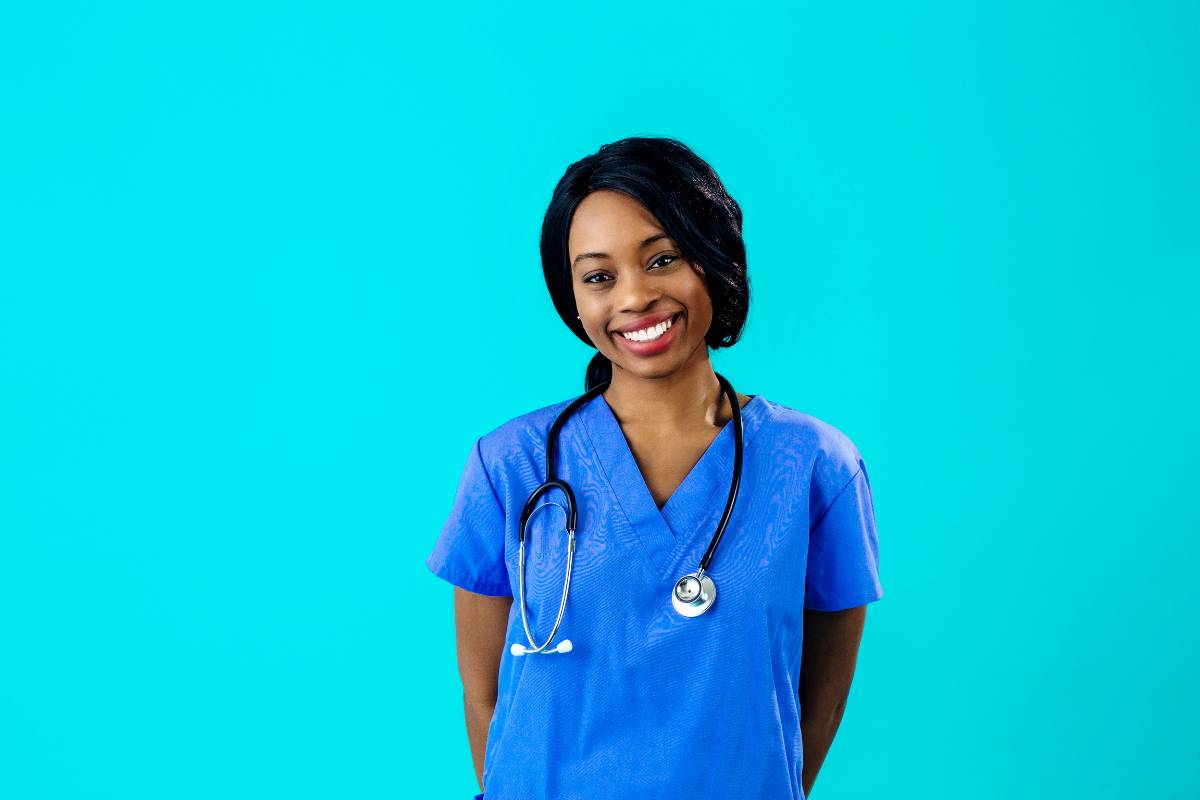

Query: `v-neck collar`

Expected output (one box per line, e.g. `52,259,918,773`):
577,391,768,578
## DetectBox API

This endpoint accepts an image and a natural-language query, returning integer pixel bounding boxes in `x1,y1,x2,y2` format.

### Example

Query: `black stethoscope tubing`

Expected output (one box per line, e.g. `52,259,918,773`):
521,372,743,568
514,372,744,654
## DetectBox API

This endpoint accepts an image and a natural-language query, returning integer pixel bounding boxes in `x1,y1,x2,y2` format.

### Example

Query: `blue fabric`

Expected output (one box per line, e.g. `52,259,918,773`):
427,394,883,800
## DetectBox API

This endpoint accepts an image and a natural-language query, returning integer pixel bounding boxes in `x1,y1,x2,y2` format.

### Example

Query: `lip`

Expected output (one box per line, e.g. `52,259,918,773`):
612,311,683,357
612,311,679,335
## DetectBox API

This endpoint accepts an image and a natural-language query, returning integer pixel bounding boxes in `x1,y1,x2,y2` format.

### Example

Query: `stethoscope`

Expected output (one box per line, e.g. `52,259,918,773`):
510,372,745,656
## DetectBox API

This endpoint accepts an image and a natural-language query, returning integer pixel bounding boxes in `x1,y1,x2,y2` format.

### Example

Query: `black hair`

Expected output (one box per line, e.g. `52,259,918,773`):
539,136,750,392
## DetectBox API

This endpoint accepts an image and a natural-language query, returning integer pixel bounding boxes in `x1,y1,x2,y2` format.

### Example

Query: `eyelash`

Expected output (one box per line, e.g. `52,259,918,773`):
583,255,677,285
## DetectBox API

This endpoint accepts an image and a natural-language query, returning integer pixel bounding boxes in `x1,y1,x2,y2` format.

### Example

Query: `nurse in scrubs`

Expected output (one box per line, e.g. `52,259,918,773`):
426,136,884,800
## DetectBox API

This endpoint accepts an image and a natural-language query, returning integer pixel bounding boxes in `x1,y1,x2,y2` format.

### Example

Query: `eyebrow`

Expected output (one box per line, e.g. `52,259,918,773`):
572,233,673,269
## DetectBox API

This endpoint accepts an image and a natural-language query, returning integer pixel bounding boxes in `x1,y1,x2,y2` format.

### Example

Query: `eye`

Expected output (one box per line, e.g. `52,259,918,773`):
581,255,676,285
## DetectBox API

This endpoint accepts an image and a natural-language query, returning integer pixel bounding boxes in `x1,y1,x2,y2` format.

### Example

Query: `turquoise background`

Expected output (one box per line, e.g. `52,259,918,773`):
2,1,1196,798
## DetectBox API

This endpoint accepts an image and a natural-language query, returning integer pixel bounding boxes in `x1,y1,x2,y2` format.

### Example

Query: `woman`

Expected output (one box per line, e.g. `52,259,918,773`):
426,136,883,800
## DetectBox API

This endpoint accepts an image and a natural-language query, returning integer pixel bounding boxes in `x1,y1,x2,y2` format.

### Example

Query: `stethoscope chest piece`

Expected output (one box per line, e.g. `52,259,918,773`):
671,572,717,617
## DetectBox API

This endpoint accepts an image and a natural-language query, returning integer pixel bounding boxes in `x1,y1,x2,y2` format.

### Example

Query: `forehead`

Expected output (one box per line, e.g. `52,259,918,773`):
568,190,665,252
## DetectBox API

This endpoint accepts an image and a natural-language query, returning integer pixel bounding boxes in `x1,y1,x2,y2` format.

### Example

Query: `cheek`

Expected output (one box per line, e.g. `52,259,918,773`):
683,294,715,339
680,265,711,303
575,303,608,345
572,292,594,326
683,284,714,320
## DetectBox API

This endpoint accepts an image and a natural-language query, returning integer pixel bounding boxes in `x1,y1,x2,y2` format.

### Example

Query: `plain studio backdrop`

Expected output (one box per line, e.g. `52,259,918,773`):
1,2,1196,798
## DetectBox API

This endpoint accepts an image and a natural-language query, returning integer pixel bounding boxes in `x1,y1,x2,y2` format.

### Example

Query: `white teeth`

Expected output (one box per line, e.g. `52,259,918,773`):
621,315,675,342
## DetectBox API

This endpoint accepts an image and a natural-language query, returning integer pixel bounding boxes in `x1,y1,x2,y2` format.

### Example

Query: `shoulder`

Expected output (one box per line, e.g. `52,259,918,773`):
757,396,866,484
474,395,577,472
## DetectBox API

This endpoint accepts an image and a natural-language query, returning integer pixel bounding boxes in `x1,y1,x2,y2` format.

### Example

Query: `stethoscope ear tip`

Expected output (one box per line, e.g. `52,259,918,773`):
511,639,572,656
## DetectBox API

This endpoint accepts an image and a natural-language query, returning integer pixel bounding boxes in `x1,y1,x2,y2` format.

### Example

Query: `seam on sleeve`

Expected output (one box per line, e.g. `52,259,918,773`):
811,466,863,532
474,436,504,512
472,436,511,593
804,583,884,612
427,554,513,597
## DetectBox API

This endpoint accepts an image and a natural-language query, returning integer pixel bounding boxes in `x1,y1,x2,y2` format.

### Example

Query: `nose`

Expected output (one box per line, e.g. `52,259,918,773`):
614,267,663,312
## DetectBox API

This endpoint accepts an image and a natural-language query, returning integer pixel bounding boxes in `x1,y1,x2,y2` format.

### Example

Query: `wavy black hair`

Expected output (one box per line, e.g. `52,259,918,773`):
540,136,750,392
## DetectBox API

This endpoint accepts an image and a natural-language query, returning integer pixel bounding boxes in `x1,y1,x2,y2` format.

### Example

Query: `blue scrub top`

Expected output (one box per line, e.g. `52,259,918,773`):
427,392,884,800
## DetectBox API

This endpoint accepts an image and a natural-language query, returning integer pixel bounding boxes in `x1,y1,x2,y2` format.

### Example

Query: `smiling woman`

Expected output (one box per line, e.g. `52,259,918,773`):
568,190,709,367
426,136,884,800
541,137,750,394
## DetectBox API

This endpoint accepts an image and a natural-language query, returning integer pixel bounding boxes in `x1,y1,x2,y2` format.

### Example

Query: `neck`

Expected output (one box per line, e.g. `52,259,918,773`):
602,356,733,429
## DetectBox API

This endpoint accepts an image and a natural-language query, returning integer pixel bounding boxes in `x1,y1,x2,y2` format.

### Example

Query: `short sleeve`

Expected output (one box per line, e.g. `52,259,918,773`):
425,437,513,597
804,462,883,611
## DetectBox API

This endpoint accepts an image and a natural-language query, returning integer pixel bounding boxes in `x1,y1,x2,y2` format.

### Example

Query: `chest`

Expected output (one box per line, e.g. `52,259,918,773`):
500,399,813,650
621,425,721,510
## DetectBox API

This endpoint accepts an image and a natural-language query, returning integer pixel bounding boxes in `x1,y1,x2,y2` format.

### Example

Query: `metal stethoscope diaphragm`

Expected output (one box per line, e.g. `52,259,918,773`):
511,372,745,656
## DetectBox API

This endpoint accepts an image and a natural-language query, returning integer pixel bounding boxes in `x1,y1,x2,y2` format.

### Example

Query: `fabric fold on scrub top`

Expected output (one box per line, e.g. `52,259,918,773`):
427,393,883,800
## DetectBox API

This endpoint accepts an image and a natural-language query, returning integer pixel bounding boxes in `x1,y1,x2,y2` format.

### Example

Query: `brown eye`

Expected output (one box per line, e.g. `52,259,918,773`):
651,255,677,269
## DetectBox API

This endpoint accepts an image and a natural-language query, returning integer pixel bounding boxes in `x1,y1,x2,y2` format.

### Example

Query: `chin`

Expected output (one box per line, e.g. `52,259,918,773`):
616,358,685,379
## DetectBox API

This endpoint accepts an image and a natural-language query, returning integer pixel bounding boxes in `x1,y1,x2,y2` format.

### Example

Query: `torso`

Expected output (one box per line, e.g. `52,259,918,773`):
618,392,753,509
440,392,877,799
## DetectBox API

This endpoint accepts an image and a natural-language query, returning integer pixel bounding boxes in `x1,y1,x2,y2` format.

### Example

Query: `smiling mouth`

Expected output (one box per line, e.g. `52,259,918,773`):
614,312,683,343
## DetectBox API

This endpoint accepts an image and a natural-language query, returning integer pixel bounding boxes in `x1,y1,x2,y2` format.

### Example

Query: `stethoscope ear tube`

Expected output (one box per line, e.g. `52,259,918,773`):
512,519,575,656
512,380,608,655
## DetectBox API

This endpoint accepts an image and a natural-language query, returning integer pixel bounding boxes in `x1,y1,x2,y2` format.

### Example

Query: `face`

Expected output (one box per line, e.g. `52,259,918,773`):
569,190,714,380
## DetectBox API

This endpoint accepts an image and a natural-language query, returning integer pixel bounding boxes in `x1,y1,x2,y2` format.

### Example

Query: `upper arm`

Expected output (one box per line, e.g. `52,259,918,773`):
454,587,512,704
799,605,868,714
802,604,867,664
